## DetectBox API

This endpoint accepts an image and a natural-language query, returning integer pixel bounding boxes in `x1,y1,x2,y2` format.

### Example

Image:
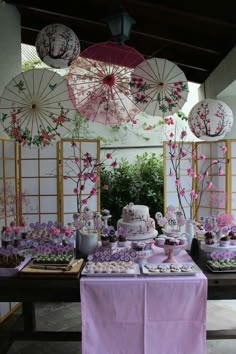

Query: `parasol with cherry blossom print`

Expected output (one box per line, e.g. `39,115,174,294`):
0,68,75,148
67,43,144,125
130,57,189,117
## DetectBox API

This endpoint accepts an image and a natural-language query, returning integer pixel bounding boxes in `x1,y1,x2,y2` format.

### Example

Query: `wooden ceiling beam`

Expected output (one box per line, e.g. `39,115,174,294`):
18,6,221,56
125,0,236,28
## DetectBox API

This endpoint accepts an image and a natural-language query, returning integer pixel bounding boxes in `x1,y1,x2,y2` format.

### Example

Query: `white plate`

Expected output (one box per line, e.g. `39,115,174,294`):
141,262,202,276
81,263,140,277
200,241,236,253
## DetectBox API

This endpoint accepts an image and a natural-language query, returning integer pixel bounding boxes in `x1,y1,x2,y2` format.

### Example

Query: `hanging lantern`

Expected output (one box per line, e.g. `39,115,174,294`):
104,7,135,45
188,99,233,141
35,23,80,69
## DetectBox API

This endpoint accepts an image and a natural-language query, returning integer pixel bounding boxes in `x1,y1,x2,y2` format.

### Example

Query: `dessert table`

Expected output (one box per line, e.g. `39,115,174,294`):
80,248,207,354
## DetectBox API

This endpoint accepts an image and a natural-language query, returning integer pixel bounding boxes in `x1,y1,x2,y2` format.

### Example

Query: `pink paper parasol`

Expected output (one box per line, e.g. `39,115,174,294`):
67,43,144,125
80,41,144,69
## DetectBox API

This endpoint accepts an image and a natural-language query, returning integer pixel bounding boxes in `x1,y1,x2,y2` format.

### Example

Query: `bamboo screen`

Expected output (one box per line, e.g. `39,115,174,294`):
0,138,100,226
164,139,233,221
0,138,18,227
19,143,58,224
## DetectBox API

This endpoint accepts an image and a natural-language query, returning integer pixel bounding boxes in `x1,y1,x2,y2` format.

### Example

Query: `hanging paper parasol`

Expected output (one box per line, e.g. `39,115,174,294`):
67,43,143,125
0,69,75,148
80,41,144,69
130,58,189,117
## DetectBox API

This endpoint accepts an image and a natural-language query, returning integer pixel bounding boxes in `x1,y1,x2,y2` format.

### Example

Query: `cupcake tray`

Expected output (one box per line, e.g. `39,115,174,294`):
81,263,141,277
206,264,236,273
141,262,202,276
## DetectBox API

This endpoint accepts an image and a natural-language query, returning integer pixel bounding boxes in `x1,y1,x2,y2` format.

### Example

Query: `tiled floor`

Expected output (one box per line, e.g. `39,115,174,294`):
4,301,236,354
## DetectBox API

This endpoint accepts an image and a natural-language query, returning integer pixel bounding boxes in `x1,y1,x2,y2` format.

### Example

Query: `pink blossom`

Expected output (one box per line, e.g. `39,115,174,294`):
103,184,109,190
169,132,174,138
192,150,196,158
84,172,89,180
92,175,99,182
90,187,97,196
15,226,21,234
132,119,137,124
220,145,227,153
190,190,196,198
106,153,112,159
80,185,85,191
169,169,174,176
181,150,187,157
198,174,203,181
73,188,79,194
199,154,206,160
21,220,27,227
65,230,71,237
75,157,79,162
171,143,177,150
175,179,180,186
205,171,209,176
180,188,186,196
187,168,193,175
212,160,218,164
5,226,12,234
82,199,88,205
181,130,187,138
111,160,118,167
77,172,83,178
194,193,199,199
218,167,224,175
206,181,213,188
10,221,16,227
63,176,68,180
72,142,77,147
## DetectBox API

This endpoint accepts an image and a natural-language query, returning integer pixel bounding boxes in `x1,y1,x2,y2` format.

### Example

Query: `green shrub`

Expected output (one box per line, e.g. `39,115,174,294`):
101,152,164,225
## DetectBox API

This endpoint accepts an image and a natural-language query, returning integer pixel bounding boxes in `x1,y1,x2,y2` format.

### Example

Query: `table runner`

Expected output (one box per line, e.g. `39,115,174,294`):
80,248,207,354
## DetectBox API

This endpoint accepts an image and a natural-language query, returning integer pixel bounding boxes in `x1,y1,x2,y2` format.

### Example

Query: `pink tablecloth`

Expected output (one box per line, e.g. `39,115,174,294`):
80,249,207,354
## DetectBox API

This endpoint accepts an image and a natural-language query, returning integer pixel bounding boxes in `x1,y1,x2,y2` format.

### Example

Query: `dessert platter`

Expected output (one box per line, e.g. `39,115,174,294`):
117,203,157,241
206,259,236,273
206,249,236,272
81,260,140,276
141,262,202,276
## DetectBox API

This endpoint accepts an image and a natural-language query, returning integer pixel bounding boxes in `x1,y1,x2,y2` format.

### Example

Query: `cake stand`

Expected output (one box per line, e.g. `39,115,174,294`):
157,243,186,263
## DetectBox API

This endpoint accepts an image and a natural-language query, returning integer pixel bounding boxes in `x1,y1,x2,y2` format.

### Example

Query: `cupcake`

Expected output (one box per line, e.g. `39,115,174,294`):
204,232,214,245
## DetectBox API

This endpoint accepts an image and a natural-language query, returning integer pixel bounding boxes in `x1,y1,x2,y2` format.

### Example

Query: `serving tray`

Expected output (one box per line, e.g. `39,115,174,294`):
141,262,202,276
206,264,236,273
81,263,140,277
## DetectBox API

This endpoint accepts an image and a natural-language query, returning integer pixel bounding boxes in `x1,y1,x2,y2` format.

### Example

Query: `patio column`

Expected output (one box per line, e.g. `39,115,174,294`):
217,96,236,139
0,3,21,96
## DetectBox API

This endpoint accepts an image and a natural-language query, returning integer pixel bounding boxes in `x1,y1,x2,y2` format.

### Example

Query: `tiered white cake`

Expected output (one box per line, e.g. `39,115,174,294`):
117,203,158,241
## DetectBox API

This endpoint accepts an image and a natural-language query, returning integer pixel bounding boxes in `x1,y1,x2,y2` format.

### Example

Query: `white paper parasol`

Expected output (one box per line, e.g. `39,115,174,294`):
0,69,75,148
130,58,189,117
